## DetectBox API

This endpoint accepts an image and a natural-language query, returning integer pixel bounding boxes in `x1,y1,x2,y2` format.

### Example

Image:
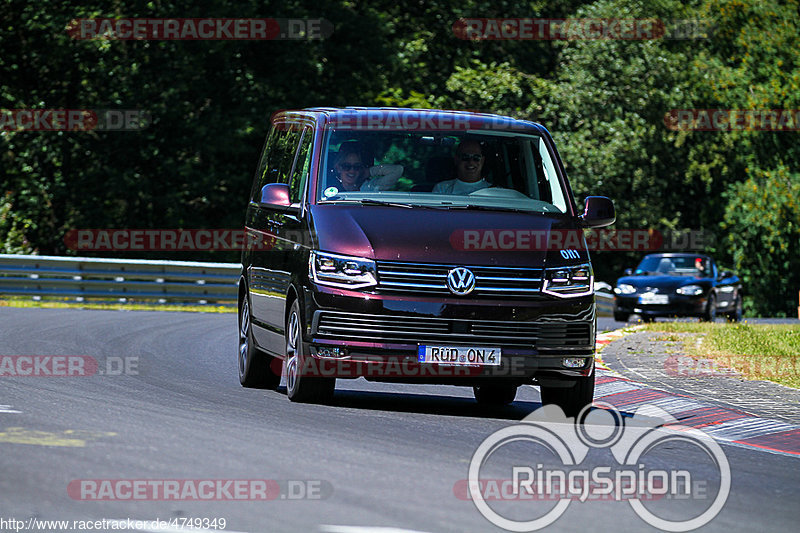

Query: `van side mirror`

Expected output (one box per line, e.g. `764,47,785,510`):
624,268,633,276
580,196,615,228
260,183,293,209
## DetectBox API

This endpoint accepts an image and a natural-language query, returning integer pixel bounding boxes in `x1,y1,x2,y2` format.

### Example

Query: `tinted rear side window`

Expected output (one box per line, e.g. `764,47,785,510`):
289,127,313,203
252,124,303,202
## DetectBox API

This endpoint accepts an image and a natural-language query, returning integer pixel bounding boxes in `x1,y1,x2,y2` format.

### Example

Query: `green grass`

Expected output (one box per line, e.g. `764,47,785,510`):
642,322,800,388
0,297,235,314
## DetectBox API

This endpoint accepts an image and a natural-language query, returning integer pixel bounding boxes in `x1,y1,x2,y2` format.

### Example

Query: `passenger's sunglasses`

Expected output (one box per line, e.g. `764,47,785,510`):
458,153,483,162
338,163,366,171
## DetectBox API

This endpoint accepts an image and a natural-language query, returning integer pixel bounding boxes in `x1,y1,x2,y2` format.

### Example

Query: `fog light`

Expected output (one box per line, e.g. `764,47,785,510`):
563,357,586,368
317,347,343,358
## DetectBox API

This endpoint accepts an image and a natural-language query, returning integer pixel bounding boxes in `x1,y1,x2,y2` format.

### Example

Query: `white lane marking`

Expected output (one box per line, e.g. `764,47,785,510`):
701,418,798,441
106,521,250,533
646,397,705,414
0,405,21,414
594,380,642,397
321,526,435,533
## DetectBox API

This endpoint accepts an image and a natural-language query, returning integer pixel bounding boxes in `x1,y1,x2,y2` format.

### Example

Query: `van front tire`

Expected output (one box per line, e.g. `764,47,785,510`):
540,372,595,418
285,300,335,403
473,383,518,406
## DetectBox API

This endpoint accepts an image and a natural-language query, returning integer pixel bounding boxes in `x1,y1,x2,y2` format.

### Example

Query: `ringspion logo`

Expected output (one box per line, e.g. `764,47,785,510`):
465,403,730,531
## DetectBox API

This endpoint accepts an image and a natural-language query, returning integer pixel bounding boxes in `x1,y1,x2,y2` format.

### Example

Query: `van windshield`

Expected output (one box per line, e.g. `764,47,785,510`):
317,129,571,214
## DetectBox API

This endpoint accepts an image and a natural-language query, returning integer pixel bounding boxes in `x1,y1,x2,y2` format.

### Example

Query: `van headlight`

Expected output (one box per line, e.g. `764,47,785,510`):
614,283,636,295
543,263,593,298
676,284,704,296
310,251,377,289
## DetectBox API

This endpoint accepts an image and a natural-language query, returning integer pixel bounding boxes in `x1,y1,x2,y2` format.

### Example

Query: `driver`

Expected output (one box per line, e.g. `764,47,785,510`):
432,139,490,194
331,141,403,192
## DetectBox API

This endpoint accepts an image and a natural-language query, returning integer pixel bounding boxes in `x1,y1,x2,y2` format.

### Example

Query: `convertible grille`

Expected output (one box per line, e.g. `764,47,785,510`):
314,311,592,347
375,261,543,297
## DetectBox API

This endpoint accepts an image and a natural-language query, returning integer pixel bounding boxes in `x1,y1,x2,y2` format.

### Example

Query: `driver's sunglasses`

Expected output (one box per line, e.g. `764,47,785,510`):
458,153,483,162
338,163,366,171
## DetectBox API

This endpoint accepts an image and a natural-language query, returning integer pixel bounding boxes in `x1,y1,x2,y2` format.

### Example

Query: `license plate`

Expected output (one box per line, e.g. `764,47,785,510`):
417,345,501,366
639,293,669,305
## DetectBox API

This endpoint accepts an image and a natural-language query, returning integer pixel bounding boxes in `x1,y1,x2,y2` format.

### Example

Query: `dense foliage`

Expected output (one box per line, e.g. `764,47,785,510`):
1,0,798,315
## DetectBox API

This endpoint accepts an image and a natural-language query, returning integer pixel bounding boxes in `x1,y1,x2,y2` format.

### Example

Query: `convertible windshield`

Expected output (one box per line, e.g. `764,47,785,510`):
636,255,711,277
317,129,570,214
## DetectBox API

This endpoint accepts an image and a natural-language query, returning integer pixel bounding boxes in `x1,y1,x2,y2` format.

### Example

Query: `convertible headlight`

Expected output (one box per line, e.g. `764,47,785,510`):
676,284,704,296
543,263,593,298
614,283,636,295
310,251,377,289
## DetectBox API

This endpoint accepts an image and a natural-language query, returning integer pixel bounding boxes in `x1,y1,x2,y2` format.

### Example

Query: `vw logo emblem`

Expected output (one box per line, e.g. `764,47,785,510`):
447,267,476,295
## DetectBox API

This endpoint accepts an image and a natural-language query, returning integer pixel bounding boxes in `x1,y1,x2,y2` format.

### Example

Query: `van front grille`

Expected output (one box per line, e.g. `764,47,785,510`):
375,261,543,297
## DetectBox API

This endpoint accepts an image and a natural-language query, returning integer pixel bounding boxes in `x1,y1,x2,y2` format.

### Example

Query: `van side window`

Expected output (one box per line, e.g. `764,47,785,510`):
251,127,280,201
276,126,303,186
253,124,304,202
289,127,313,203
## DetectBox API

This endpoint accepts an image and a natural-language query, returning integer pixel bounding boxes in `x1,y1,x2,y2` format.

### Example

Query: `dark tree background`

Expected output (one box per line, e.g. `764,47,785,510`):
1,0,798,315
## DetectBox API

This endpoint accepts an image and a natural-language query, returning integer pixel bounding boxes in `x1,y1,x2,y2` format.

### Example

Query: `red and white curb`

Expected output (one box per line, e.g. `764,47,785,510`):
592,327,800,457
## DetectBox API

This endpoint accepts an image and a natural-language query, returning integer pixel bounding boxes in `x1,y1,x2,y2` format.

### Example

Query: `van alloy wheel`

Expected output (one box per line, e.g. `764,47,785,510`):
238,293,280,389
285,300,335,403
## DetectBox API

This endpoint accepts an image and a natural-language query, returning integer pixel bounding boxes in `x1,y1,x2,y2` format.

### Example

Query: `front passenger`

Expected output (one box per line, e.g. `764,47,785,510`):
432,139,490,194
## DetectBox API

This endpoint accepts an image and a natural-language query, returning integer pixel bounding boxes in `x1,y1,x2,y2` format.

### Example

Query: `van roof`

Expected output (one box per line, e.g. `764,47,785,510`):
273,107,544,133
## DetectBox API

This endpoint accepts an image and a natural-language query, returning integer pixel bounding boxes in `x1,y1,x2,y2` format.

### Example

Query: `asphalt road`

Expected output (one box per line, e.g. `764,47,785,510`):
0,308,797,532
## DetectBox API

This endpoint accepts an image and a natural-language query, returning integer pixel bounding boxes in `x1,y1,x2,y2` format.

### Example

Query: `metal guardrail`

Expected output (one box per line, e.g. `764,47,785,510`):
596,291,614,316
0,254,240,304
0,253,617,311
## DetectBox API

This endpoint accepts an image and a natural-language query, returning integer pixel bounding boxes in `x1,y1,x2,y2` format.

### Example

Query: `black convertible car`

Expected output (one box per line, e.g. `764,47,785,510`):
613,253,743,322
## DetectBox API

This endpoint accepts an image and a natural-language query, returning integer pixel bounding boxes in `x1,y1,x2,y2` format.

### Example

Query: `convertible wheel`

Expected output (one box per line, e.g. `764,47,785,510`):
238,297,280,389
702,293,717,322
285,300,335,403
473,383,518,406
727,294,743,322
540,372,595,418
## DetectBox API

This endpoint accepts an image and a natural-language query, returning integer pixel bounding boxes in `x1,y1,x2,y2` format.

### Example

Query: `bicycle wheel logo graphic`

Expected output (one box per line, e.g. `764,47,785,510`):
467,402,730,532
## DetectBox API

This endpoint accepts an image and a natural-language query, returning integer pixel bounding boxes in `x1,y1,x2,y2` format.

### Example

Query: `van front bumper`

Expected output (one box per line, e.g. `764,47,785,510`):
300,285,596,383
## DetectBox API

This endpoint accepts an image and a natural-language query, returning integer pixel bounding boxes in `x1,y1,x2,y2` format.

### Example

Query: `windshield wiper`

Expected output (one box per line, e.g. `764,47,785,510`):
354,199,414,208
442,203,530,213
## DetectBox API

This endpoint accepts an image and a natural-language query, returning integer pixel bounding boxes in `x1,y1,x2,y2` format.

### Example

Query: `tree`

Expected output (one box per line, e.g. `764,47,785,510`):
721,167,800,317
